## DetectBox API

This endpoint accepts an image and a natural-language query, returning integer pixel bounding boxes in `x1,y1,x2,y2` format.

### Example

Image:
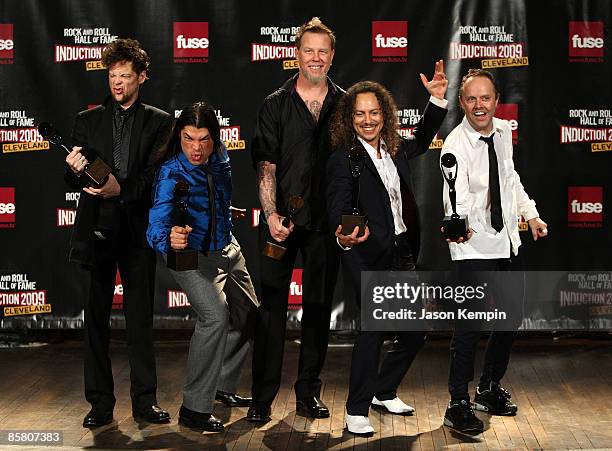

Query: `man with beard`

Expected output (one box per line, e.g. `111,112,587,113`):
440,69,548,433
64,38,171,428
248,17,341,422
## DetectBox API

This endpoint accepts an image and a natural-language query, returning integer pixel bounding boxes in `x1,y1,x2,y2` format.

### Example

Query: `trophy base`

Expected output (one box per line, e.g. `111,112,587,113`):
167,249,198,271
262,241,287,260
443,216,469,241
341,214,368,237
85,158,113,188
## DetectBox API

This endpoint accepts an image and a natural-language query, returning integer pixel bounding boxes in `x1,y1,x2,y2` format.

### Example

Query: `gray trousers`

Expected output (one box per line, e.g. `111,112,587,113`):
169,236,258,414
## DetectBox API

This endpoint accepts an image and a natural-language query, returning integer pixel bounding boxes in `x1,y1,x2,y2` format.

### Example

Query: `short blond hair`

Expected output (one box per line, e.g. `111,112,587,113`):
295,17,336,49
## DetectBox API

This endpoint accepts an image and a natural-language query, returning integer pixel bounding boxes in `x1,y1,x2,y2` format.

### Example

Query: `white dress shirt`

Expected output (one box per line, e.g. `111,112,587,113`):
441,117,539,260
338,96,448,250
359,136,407,235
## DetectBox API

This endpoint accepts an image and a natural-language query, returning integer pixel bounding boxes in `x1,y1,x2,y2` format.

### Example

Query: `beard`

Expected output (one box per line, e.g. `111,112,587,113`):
301,70,327,85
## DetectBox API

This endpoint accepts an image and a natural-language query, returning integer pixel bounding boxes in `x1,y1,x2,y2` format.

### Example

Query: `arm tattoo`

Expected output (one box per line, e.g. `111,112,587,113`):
257,161,277,220
306,100,322,121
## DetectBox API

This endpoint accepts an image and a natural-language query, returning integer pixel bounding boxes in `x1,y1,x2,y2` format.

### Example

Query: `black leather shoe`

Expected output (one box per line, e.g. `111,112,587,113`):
216,390,252,407
296,396,330,418
82,409,113,428
132,404,171,424
178,405,224,432
246,406,271,423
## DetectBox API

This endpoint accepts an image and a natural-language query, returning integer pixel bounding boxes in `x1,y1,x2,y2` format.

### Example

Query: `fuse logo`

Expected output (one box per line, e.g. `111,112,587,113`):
0,24,14,61
0,187,15,228
173,22,209,62
372,21,408,58
495,104,519,144
374,34,407,48
288,269,303,309
569,21,604,59
571,34,604,49
570,200,602,213
568,186,603,227
176,35,209,49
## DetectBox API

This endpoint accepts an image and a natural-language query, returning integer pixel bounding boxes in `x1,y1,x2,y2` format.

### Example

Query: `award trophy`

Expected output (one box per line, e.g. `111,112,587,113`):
38,122,112,188
440,153,469,240
167,180,198,271
341,144,367,237
262,195,304,260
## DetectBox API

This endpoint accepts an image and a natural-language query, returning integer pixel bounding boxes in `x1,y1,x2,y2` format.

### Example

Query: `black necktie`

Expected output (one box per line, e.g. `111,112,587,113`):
113,108,129,171
480,135,503,232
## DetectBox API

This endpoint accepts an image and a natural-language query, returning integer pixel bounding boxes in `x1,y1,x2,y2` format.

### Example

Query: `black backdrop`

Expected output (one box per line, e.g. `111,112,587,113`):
0,0,610,329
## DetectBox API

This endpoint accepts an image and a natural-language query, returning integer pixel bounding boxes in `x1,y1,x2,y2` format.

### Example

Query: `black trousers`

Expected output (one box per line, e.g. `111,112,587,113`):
251,225,339,408
84,230,158,412
343,234,426,416
346,330,425,416
448,257,523,400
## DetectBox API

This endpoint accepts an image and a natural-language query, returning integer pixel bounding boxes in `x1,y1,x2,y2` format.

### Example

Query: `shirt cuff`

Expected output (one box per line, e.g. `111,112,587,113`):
336,236,352,251
523,210,540,222
429,96,448,109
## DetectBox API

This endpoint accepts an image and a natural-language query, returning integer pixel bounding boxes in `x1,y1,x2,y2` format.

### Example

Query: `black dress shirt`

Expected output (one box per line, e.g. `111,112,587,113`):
251,74,344,231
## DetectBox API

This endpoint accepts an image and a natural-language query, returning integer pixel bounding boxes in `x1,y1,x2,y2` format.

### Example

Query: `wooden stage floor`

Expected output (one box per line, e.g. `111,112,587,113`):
0,334,611,450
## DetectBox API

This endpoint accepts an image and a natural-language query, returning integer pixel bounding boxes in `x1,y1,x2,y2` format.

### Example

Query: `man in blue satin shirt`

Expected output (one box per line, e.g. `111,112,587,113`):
147,101,259,432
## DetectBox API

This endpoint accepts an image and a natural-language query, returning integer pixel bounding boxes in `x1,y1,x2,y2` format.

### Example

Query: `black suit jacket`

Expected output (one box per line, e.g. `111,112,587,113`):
326,101,446,271
65,96,171,266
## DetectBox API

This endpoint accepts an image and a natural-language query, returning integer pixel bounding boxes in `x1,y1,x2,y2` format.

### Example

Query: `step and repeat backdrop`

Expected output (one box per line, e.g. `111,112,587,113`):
0,0,610,330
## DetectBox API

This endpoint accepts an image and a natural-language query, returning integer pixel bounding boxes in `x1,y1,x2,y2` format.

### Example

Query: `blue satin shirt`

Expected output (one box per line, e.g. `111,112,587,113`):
147,144,233,253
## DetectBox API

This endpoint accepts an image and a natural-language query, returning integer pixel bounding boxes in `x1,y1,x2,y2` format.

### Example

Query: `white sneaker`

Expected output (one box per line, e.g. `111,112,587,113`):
345,414,374,435
371,396,415,414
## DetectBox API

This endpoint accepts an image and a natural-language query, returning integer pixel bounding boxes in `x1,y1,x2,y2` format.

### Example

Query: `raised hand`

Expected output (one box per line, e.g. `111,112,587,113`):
420,59,448,100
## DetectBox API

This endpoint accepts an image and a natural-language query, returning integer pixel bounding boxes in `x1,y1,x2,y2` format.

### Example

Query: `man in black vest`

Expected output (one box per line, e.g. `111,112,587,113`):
64,38,171,428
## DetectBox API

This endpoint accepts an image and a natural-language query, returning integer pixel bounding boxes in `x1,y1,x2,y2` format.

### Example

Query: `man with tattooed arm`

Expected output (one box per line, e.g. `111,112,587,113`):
247,17,341,422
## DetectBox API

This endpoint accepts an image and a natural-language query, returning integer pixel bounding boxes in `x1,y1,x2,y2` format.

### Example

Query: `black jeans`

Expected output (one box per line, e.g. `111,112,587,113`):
251,225,339,408
448,257,524,400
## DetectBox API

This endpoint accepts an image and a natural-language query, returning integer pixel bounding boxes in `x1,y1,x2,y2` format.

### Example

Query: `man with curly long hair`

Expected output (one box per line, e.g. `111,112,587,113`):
326,61,448,435
64,38,171,428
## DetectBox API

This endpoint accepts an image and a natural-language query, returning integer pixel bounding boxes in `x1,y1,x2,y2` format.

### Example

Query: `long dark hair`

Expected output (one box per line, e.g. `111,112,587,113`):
330,81,400,156
155,101,221,165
